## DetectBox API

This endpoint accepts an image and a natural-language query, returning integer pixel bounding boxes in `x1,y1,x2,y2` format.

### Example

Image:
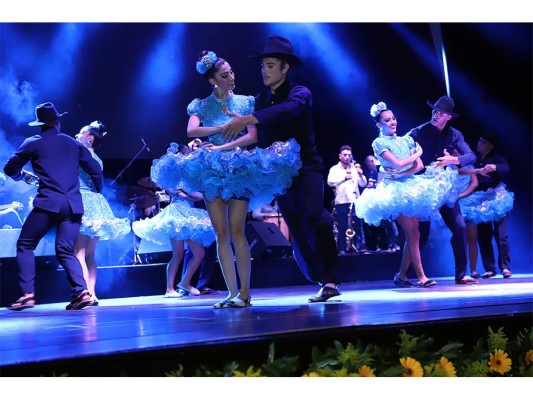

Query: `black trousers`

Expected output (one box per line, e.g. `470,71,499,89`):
477,216,510,273
277,168,339,285
364,218,399,251
16,205,87,297
419,201,468,281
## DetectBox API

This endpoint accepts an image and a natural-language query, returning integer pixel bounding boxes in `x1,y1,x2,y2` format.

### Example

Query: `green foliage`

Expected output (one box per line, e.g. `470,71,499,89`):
164,364,184,377
461,360,490,377
487,326,509,352
163,325,533,377
194,360,240,377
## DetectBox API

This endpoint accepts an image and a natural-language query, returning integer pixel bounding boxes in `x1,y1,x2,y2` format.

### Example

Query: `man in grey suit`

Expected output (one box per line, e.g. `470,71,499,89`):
4,102,103,310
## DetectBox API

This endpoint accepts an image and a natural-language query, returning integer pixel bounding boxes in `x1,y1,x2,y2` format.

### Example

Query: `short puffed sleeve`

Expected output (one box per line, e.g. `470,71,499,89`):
372,137,388,157
187,98,202,117
405,134,416,151
246,95,255,114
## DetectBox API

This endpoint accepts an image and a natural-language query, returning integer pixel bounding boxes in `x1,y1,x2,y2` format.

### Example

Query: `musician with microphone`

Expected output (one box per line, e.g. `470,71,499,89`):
327,145,367,255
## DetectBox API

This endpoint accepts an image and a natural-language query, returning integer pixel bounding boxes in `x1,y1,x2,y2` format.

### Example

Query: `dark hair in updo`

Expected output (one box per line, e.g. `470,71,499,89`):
86,121,107,148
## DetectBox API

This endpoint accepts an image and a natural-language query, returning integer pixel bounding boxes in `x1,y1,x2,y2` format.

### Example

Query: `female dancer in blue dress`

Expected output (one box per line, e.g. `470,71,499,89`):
74,121,131,305
151,51,301,308
132,144,216,298
453,144,514,279
355,102,458,288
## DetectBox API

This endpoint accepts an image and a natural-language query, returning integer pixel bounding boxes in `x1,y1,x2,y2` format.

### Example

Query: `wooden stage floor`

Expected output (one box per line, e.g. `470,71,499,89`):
1,274,532,376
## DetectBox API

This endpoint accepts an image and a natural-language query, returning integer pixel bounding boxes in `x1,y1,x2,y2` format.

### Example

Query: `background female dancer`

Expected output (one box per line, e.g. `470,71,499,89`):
151,50,301,309
74,121,131,305
454,136,514,279
355,101,457,288
133,143,216,298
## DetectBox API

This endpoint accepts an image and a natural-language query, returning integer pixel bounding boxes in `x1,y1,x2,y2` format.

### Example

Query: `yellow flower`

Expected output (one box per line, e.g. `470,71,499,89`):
358,365,376,377
437,356,457,377
489,349,512,375
302,372,320,377
233,366,262,377
400,357,423,377
525,350,533,366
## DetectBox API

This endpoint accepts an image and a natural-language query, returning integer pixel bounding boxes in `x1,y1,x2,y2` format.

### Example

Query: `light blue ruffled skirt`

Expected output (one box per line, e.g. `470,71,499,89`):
459,183,514,224
80,191,131,240
150,139,301,211
355,164,459,226
132,198,215,247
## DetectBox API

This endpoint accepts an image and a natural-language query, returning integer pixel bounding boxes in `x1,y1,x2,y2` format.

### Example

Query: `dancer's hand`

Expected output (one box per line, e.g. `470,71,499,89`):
221,112,246,143
202,142,221,151
436,148,458,168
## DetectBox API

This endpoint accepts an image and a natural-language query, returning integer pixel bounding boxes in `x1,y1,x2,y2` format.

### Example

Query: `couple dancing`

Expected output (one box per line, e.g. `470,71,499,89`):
142,35,341,308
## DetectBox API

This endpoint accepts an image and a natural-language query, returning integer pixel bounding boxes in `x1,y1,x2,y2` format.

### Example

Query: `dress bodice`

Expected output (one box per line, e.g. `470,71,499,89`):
187,91,255,146
372,134,416,175
79,148,103,191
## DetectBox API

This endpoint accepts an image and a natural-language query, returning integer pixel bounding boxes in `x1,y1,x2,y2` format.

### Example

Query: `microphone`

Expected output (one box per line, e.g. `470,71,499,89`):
141,137,151,153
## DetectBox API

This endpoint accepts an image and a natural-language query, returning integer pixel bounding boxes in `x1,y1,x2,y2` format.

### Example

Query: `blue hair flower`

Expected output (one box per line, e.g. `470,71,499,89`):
167,142,179,154
196,51,217,75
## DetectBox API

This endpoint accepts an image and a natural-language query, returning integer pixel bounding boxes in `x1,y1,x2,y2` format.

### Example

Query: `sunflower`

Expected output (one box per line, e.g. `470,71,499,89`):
400,357,423,377
525,350,533,366
437,356,457,377
489,349,512,375
358,365,376,377
302,372,320,377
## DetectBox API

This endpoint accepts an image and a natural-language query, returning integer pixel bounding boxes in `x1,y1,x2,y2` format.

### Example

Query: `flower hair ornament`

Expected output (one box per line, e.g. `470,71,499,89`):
89,120,107,136
196,51,218,74
370,102,388,119
167,142,179,154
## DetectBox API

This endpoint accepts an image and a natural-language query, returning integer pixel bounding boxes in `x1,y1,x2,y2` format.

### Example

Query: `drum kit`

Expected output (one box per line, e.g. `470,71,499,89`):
128,177,171,213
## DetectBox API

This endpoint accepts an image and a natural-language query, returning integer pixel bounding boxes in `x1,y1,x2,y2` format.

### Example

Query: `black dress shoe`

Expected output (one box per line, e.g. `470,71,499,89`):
502,269,512,278
308,286,341,303
470,273,481,279
8,295,36,311
481,271,497,279
66,290,93,310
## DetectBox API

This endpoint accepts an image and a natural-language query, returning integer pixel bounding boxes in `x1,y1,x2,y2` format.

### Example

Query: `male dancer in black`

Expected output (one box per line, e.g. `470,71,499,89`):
222,36,340,302
4,102,103,310
407,96,478,284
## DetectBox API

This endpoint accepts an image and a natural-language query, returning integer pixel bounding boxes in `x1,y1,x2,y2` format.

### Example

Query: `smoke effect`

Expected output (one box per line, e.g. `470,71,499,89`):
0,68,40,222
0,70,38,126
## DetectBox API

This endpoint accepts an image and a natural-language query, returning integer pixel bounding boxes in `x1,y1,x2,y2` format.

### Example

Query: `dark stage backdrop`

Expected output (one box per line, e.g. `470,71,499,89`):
1,23,531,274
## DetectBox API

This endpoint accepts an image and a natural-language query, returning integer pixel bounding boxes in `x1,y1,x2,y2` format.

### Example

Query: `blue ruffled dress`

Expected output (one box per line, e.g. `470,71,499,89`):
455,170,514,224
79,150,131,240
355,133,458,226
132,197,216,247
151,91,301,211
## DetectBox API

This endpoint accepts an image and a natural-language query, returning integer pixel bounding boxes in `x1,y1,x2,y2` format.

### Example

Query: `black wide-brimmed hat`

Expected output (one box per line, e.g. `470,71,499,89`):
28,102,68,126
252,35,303,64
426,96,460,118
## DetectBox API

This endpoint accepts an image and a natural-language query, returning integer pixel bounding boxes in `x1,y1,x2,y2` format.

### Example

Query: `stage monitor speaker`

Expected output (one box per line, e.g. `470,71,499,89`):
245,221,292,259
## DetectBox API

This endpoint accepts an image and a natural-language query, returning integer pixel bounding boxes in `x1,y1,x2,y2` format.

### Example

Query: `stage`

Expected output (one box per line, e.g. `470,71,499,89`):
1,273,532,377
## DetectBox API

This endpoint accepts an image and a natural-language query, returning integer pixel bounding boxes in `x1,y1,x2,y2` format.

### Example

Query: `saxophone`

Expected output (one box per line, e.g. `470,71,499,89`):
331,201,339,248
345,202,355,252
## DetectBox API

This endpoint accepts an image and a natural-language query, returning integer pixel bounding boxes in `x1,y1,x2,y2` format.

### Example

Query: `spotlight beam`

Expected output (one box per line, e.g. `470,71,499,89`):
430,23,451,97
